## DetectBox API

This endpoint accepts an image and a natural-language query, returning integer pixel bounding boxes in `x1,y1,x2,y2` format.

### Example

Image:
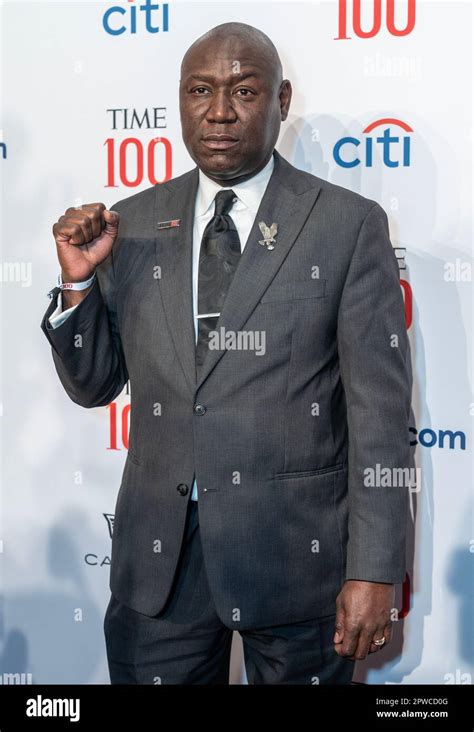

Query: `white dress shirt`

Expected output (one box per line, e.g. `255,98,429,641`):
49,152,275,500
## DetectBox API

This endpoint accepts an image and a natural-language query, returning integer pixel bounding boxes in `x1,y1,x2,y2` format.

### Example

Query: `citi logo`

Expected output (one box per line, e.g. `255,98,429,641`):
103,0,169,36
335,0,416,40
334,118,413,168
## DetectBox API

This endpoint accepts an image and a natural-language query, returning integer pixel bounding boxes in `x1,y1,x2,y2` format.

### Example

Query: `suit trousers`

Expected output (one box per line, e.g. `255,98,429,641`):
103,498,355,685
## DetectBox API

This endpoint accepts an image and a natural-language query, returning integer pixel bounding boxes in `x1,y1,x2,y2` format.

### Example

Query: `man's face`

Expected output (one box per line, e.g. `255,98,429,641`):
179,37,291,183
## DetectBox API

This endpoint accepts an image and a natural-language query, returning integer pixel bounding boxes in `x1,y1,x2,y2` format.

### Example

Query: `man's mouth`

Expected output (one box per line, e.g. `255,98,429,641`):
201,134,239,151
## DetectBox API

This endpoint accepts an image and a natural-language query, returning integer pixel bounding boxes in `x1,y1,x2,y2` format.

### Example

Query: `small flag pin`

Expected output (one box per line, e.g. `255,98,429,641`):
157,219,181,229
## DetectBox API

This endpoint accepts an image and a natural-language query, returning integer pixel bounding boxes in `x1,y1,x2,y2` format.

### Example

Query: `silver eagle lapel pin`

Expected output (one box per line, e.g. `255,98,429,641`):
258,221,278,250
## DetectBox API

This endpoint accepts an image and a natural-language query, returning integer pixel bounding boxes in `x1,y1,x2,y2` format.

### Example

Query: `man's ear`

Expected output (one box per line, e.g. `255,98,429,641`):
280,80,292,121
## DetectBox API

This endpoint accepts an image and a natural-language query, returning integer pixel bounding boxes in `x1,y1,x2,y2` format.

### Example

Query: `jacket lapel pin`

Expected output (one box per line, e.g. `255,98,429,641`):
157,219,181,229
258,221,278,250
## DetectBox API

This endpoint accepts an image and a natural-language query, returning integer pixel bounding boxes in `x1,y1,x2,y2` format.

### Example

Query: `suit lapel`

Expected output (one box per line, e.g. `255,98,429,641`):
151,150,322,396
153,165,199,396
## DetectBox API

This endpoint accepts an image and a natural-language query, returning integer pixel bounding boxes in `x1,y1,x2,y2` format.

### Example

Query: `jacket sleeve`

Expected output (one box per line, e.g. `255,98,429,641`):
40,205,129,408
337,202,412,584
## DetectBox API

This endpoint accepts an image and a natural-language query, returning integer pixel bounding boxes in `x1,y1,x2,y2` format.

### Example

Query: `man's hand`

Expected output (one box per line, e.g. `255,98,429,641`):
52,202,120,307
333,580,394,661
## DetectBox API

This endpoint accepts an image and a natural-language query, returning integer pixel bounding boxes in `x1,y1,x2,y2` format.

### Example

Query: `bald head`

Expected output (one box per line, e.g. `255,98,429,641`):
181,22,283,92
179,23,292,184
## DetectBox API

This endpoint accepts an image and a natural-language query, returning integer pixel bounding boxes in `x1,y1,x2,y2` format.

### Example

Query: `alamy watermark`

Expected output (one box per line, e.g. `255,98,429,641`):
0,262,32,287
364,464,421,489
208,327,266,356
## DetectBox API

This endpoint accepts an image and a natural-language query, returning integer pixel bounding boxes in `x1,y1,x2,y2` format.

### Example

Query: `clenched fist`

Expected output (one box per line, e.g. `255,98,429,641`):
52,202,120,307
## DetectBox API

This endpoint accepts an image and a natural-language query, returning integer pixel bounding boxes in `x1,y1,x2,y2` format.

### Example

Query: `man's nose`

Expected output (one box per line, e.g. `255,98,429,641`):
205,90,237,123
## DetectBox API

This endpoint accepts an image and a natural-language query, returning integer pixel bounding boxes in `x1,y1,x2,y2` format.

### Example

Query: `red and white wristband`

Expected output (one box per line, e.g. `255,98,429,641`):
56,271,96,291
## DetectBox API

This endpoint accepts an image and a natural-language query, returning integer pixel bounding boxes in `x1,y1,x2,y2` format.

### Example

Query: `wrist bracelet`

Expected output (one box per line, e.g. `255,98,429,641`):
57,271,96,291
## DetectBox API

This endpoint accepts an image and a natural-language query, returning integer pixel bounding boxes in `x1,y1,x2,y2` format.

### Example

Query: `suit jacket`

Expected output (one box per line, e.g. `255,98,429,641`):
41,149,411,629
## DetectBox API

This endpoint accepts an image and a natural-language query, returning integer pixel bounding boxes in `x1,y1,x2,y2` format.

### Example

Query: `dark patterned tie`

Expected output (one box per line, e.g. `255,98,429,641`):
196,188,241,376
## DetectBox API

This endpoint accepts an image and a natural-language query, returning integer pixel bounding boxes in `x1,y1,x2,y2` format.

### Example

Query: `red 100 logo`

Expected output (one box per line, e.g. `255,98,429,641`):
105,136,173,187
336,0,416,39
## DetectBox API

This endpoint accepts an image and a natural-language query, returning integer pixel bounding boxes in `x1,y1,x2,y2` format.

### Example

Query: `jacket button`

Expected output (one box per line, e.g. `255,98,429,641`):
193,404,206,415
176,484,189,496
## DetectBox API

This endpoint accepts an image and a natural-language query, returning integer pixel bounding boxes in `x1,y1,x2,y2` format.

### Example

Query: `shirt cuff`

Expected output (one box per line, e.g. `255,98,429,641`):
48,291,79,329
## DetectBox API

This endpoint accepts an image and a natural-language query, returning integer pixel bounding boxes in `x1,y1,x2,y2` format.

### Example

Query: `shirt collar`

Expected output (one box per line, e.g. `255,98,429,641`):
195,151,275,218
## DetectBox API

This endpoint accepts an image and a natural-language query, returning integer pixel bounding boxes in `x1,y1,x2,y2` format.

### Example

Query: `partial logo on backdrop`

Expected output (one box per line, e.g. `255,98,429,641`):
335,0,416,40
400,278,412,329
394,248,412,330
333,118,413,168
103,0,169,36
104,513,114,539
409,427,466,450
83,515,114,566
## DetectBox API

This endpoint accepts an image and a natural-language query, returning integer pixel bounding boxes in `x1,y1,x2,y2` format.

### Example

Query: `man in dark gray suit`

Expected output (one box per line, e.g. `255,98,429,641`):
41,22,411,684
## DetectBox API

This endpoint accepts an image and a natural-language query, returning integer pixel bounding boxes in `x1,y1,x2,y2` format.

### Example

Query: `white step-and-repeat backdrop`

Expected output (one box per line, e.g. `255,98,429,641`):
1,0,472,684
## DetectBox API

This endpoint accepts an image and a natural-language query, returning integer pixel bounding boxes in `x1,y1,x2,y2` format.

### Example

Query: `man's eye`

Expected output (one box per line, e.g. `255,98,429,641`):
235,88,254,96
192,87,209,94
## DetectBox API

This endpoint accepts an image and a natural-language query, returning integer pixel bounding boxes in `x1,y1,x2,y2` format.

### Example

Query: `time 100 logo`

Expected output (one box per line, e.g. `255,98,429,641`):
105,107,173,187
